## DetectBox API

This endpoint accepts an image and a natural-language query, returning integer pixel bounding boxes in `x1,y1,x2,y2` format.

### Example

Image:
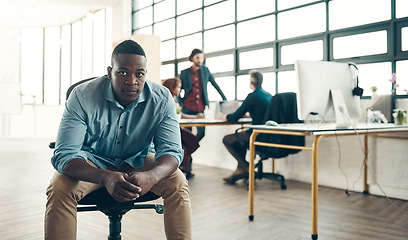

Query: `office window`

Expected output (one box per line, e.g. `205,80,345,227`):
358,62,391,96
20,8,111,105
60,25,71,103
160,64,175,80
133,0,408,100
20,28,43,104
237,75,251,100
239,48,274,70
403,27,408,51
396,60,408,95
204,25,235,53
281,40,323,65
329,0,390,30
277,71,297,93
237,15,275,47
204,0,222,6
178,61,191,74
204,0,234,29
161,40,176,61
135,26,153,34
278,0,316,10
133,6,152,29
93,10,107,77
81,15,93,79
278,3,325,39
176,33,202,59
177,10,202,36
208,76,235,100
396,0,408,19
333,31,387,59
43,27,61,105
177,0,201,14
154,18,175,40
133,0,153,10
154,0,175,22
205,54,234,73
237,0,275,21
262,72,276,96
71,20,82,84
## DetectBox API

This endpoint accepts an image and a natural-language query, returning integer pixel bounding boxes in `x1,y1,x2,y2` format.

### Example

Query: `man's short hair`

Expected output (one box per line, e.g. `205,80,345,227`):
249,70,263,88
111,40,146,64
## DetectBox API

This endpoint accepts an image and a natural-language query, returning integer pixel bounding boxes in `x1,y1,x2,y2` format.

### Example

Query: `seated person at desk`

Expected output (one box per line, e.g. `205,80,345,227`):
45,40,191,239
216,70,272,182
163,77,200,179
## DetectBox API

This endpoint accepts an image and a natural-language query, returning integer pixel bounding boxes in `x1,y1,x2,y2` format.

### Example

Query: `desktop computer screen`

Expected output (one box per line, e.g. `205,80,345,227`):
295,60,362,127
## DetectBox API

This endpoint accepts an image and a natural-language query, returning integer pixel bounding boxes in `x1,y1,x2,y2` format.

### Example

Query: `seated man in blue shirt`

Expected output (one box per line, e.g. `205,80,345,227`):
217,70,272,182
45,40,191,239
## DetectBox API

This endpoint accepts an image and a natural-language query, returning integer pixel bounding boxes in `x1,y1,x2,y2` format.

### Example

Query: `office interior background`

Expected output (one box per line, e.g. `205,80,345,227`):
1,0,407,203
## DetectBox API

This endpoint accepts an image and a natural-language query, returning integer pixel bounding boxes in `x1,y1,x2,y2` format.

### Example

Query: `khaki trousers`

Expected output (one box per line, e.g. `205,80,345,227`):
44,154,192,240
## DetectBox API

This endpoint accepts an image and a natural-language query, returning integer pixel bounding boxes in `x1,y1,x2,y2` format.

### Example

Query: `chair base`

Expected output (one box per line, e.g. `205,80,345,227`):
225,161,287,190
77,189,163,240
225,171,287,190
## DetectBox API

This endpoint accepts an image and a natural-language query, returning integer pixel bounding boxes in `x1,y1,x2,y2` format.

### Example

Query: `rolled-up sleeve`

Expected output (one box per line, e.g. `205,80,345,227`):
153,94,184,166
51,89,88,173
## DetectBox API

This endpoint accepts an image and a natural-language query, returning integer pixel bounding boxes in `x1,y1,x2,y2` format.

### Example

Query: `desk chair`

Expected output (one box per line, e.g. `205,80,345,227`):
77,188,163,240
49,76,164,239
225,92,305,189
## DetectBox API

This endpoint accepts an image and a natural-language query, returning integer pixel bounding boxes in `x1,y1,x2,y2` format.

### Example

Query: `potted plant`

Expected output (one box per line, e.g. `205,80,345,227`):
393,109,407,125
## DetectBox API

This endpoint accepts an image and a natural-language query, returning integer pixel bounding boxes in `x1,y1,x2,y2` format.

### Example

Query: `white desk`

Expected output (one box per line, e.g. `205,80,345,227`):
178,118,251,127
246,123,408,240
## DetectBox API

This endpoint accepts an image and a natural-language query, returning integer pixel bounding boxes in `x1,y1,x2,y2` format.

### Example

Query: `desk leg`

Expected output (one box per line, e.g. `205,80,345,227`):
311,136,323,240
248,131,259,221
363,134,369,194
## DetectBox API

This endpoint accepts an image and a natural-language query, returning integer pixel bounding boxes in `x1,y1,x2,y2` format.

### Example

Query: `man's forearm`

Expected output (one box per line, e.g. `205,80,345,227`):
150,155,179,183
62,158,109,186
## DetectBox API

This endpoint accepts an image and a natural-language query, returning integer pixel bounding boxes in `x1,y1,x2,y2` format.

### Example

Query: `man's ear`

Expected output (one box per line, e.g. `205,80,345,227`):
107,66,112,79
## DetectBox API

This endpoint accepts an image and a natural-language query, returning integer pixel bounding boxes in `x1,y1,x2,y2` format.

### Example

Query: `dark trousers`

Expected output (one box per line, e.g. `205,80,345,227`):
182,107,205,141
222,131,251,169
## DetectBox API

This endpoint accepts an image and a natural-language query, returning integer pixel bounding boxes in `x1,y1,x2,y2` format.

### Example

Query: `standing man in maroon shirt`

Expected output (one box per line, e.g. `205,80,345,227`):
178,48,227,141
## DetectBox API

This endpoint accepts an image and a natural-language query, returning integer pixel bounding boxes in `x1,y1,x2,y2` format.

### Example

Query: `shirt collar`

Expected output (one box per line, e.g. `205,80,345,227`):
104,77,150,110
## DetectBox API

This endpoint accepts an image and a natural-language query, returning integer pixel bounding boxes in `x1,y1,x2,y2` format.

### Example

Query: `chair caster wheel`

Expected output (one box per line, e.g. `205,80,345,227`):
281,184,287,190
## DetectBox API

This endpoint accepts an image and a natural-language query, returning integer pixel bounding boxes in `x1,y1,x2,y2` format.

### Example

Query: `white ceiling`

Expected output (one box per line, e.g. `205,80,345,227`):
0,0,120,29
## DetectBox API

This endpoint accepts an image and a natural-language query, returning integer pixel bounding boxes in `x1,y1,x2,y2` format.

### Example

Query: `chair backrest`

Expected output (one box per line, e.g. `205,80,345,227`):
256,92,305,158
66,77,98,100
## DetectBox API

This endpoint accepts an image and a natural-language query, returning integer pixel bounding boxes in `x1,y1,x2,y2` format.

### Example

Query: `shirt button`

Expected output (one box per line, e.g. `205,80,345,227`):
117,141,120,144
120,126,123,129
196,95,199,98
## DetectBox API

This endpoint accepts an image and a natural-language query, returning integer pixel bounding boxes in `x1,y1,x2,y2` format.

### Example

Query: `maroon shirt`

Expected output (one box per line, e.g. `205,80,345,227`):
183,68,205,112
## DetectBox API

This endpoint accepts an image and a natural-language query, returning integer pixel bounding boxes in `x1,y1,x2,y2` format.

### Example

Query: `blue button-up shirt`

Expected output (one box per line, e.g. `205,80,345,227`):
51,76,183,173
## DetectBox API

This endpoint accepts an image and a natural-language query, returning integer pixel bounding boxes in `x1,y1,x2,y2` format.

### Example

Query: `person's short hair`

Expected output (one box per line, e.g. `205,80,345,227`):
162,77,181,94
189,48,203,62
111,40,146,65
249,70,263,88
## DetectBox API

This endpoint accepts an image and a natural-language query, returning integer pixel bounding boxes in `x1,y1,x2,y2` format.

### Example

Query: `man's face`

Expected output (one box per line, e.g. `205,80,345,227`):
107,53,147,107
191,53,204,67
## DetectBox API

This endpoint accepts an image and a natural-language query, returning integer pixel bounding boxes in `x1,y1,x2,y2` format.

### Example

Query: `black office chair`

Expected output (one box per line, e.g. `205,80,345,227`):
49,76,164,240
225,92,305,190
77,188,163,240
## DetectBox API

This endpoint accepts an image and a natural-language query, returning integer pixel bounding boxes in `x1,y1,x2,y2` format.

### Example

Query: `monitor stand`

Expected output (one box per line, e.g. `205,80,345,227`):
330,89,352,128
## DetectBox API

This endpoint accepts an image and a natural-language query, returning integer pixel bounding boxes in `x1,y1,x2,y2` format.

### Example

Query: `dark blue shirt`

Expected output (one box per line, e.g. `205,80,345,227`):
226,87,272,125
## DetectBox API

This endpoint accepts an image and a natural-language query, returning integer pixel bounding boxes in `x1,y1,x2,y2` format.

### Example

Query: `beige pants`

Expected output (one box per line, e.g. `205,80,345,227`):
44,154,192,240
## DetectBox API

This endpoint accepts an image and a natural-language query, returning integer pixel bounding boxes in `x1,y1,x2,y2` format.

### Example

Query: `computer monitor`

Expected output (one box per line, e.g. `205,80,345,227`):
295,60,362,128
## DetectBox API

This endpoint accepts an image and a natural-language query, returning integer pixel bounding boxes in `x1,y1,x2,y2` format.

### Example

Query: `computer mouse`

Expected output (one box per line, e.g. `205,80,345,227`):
265,120,278,126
